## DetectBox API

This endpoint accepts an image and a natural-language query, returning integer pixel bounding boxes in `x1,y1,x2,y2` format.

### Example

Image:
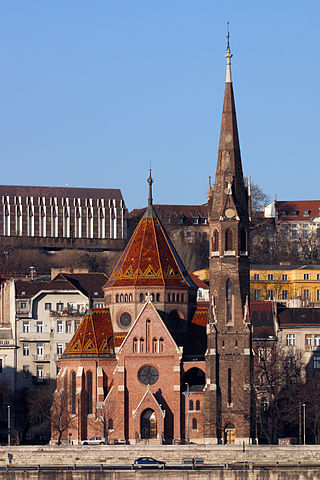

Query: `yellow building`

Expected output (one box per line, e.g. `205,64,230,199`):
250,265,320,305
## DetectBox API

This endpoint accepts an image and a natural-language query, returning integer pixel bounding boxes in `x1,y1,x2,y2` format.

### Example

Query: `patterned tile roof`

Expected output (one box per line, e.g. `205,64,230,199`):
105,205,196,289
190,304,209,327
185,304,209,355
63,308,115,357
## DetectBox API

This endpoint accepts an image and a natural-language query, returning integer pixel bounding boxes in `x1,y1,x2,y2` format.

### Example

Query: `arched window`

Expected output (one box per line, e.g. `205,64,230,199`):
108,418,113,430
87,371,93,414
120,294,124,303
192,418,197,430
159,338,164,353
213,229,219,251
152,337,157,353
176,293,180,302
116,294,119,303
181,294,184,302
240,228,247,252
139,293,144,302
226,279,233,323
189,400,194,411
228,368,232,405
225,229,233,251
156,293,160,302
168,293,171,302
172,293,175,302
196,400,200,411
150,293,155,301
133,338,138,353
71,371,76,414
125,294,128,302
129,294,133,302
139,338,144,353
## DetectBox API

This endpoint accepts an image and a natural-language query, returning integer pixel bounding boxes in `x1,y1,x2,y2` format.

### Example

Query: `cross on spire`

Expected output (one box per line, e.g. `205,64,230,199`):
225,22,233,83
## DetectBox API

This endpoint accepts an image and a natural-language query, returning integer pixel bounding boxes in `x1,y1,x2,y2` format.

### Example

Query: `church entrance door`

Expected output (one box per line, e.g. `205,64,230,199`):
224,423,235,444
141,409,157,439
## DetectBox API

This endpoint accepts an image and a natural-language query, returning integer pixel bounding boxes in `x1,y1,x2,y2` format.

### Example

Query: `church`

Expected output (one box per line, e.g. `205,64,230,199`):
53,40,253,445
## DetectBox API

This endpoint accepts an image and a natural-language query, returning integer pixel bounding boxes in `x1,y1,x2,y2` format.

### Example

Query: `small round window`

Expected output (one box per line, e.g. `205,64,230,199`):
138,365,159,385
119,312,132,328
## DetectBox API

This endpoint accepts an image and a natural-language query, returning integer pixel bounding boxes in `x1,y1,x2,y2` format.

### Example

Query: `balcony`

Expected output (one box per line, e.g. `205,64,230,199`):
305,345,320,352
50,308,85,317
33,374,50,385
33,354,50,362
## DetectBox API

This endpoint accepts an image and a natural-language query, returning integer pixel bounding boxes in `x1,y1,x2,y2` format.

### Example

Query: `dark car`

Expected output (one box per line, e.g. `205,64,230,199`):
132,457,166,469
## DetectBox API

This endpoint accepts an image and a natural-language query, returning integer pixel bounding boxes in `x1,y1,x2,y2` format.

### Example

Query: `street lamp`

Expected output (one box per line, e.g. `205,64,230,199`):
302,403,306,445
182,383,193,443
7,405,10,446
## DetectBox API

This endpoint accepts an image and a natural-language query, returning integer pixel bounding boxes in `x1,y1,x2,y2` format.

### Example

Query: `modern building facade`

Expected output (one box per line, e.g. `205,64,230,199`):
0,185,128,251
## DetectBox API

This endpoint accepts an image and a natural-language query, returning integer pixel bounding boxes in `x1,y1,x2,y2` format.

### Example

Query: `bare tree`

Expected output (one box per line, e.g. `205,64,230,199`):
87,400,119,444
254,343,304,444
244,177,270,212
28,386,77,445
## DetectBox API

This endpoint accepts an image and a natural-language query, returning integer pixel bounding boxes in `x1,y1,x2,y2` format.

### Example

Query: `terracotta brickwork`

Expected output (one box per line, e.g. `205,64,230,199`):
53,46,253,446
205,43,252,444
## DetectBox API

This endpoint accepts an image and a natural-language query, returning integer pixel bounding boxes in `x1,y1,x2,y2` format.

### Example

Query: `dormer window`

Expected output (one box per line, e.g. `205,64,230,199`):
193,217,199,224
292,210,298,216
303,210,310,217
178,216,184,224
280,210,287,217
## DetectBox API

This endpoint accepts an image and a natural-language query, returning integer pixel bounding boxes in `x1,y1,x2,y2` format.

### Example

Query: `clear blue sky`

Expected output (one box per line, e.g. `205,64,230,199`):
0,1,318,211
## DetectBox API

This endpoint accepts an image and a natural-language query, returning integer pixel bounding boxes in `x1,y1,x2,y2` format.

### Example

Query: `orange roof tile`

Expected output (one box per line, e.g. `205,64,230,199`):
105,206,196,289
63,308,115,356
190,304,209,327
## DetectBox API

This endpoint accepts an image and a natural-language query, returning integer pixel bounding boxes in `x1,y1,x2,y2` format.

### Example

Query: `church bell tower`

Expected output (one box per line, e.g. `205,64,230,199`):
204,35,252,444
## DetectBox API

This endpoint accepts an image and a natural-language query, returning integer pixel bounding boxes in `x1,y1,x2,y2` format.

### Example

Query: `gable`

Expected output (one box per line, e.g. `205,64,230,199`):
119,301,180,357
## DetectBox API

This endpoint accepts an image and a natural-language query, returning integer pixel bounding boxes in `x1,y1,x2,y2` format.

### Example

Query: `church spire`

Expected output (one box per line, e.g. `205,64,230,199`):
205,38,251,444
143,168,156,218
211,32,248,221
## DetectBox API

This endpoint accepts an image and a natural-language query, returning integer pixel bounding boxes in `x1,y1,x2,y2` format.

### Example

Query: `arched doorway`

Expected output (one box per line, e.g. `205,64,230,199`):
224,423,235,444
141,409,157,439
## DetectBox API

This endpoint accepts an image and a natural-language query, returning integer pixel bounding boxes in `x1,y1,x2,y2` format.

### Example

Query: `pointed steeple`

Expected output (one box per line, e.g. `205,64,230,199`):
211,31,248,220
143,169,156,219
105,172,196,289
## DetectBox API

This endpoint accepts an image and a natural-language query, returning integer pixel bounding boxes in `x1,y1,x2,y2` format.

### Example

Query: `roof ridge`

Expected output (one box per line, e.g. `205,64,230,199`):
152,218,165,286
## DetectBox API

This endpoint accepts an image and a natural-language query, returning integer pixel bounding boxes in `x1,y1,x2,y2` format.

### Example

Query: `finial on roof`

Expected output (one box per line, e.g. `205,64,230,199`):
148,168,153,207
225,22,233,83
143,169,155,218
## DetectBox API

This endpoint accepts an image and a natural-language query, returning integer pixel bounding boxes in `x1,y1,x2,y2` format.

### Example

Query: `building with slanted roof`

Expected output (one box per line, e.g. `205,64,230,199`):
54,172,208,444
53,39,254,446
129,203,208,245
15,272,107,396
0,185,128,251
259,199,320,263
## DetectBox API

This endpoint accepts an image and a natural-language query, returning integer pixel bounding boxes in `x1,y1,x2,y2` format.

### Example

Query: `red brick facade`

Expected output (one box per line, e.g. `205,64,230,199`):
204,43,252,444
53,46,253,446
